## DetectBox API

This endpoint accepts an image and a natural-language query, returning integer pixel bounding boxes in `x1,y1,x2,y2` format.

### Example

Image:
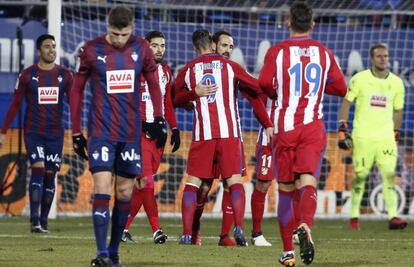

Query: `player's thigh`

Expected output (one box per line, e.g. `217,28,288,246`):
140,136,163,177
187,139,216,179
217,137,243,179
24,132,46,166
88,137,117,174
272,130,298,183
255,144,274,181
44,135,64,172
295,120,327,178
375,139,397,176
352,138,376,177
115,141,142,178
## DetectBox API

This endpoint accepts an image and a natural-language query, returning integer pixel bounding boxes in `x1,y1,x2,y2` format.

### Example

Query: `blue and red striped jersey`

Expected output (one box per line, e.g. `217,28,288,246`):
1,64,73,136
70,35,162,142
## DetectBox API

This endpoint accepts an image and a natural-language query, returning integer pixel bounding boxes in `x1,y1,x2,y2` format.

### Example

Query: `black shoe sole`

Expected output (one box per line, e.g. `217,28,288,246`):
297,227,314,265
389,223,408,230
154,235,167,244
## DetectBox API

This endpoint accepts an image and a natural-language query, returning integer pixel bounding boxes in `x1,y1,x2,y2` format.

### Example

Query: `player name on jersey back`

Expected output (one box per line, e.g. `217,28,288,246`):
106,69,135,94
38,87,59,104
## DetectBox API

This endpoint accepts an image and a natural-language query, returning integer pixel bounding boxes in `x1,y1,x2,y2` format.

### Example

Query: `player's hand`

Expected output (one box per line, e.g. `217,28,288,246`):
265,127,273,144
394,129,400,144
151,116,167,148
170,128,181,153
337,120,352,150
72,134,88,160
0,134,5,150
195,81,218,97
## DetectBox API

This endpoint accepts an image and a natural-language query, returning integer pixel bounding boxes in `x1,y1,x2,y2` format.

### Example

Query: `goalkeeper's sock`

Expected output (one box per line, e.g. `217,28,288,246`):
220,190,233,236
380,169,398,219
142,187,160,232
92,194,110,256
351,175,367,218
40,171,56,227
292,188,301,228
277,189,295,252
182,184,198,235
192,189,208,233
229,184,245,229
124,186,143,231
251,188,266,234
29,167,45,225
298,185,317,228
108,198,131,255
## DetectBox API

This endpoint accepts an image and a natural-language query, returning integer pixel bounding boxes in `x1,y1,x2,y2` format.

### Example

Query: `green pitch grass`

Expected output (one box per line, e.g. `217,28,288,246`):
0,216,413,266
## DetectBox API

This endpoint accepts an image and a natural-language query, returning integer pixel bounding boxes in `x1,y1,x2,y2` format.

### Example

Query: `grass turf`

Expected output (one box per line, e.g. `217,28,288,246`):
0,217,413,266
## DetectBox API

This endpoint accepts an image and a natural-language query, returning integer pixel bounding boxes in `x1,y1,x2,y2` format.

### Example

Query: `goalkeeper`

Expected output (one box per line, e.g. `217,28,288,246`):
338,43,407,230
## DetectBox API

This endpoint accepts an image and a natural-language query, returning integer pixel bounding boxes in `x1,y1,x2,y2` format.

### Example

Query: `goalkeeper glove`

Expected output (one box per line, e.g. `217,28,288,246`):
170,128,181,153
337,120,352,150
144,116,167,148
394,129,400,143
72,134,88,160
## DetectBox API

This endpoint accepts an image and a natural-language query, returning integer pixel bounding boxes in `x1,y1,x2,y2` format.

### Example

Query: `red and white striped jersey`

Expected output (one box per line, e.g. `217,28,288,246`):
260,36,347,133
140,63,177,128
257,96,277,146
174,53,262,141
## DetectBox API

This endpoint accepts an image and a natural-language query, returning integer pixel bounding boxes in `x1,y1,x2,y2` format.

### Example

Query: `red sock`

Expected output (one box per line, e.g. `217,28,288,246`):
124,186,143,230
181,184,198,235
277,190,295,252
251,188,266,234
292,188,301,228
221,190,233,236
142,187,160,232
192,190,208,232
229,184,245,229
299,185,317,228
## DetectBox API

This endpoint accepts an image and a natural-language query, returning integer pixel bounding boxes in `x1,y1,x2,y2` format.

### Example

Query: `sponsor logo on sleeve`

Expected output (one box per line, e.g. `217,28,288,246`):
106,69,135,94
38,87,59,104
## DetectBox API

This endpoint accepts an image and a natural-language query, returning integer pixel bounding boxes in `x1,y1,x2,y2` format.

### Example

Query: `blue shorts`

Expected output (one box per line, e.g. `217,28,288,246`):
24,132,64,172
88,137,142,178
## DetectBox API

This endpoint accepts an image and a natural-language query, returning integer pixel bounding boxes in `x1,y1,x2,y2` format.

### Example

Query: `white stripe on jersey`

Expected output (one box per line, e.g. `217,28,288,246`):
303,46,320,125
274,49,283,134
318,51,331,119
284,46,301,131
227,64,238,137
195,62,212,140
214,61,229,138
143,64,167,122
185,68,200,139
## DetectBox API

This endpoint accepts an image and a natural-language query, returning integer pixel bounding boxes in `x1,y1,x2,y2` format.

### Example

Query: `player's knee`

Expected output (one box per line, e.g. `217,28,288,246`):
255,180,271,192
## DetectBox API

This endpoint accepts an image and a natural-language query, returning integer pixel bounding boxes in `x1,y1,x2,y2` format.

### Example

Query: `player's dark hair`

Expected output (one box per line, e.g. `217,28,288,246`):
108,6,134,29
145,31,165,42
370,43,388,58
212,30,232,44
36,34,55,50
290,1,313,33
192,29,212,51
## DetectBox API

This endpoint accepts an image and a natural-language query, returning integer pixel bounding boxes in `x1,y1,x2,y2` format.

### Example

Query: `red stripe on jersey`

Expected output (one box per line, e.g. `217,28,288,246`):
279,49,290,132
222,63,234,138
206,67,220,138
297,49,311,127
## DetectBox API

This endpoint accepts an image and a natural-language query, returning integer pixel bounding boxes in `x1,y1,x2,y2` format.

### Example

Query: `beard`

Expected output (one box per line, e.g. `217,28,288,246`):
155,55,163,64
222,52,230,58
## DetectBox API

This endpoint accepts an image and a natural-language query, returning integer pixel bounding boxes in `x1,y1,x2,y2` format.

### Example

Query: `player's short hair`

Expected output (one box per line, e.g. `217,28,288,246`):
212,30,232,44
370,43,388,58
36,34,55,50
192,29,212,51
108,6,134,29
290,1,313,33
145,31,165,42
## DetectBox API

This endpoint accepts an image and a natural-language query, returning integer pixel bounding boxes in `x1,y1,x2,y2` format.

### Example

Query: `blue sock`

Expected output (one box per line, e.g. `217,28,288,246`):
108,198,131,255
40,172,56,228
92,194,111,256
29,167,45,225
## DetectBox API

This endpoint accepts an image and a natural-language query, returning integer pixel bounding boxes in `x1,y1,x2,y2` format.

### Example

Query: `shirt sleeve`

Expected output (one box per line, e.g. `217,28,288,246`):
230,62,262,95
172,66,198,107
64,69,74,103
141,41,163,117
345,74,359,103
240,89,272,129
1,71,27,134
393,77,405,110
259,46,278,99
324,51,347,97
163,67,178,129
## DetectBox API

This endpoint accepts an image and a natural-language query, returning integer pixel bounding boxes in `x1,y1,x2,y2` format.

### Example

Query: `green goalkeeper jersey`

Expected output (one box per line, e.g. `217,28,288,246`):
345,69,405,141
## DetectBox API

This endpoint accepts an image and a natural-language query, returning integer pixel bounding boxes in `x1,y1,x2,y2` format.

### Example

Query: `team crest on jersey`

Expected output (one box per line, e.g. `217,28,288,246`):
261,167,269,175
92,151,99,160
57,75,63,83
106,69,135,94
131,51,138,62
369,94,387,108
38,87,59,104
